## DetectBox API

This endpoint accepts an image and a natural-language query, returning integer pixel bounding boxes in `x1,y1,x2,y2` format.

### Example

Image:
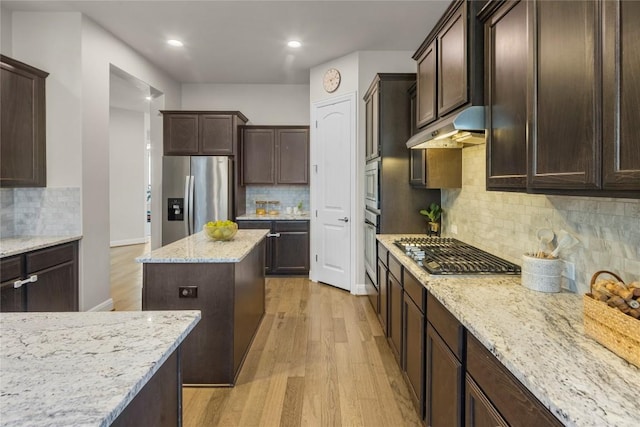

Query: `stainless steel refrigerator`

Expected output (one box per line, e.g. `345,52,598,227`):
162,156,233,246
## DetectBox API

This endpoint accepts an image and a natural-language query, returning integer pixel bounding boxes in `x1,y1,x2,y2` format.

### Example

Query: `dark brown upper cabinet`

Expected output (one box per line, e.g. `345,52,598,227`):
240,126,309,185
412,0,485,130
1,55,49,188
365,84,380,160
483,0,528,191
602,0,640,190
480,0,639,196
529,0,601,190
161,111,248,156
416,41,437,128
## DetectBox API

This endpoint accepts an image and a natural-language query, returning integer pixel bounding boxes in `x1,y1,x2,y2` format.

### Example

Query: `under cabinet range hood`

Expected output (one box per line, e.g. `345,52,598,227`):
406,106,486,149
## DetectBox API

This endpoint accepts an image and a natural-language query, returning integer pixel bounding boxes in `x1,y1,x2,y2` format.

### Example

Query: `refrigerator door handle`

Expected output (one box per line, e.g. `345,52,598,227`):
188,175,195,235
184,175,191,236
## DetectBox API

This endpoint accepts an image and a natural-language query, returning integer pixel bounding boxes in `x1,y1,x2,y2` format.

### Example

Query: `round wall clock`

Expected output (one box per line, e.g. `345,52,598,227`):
323,68,341,93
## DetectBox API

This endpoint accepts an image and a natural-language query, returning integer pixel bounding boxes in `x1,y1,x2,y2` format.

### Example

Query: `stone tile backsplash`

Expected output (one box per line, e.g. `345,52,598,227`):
0,188,81,237
441,144,639,294
246,185,310,214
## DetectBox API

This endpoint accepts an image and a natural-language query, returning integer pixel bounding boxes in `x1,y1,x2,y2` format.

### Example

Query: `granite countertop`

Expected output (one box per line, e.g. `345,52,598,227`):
0,310,201,427
378,234,639,427
136,229,269,263
236,213,310,221
0,235,82,258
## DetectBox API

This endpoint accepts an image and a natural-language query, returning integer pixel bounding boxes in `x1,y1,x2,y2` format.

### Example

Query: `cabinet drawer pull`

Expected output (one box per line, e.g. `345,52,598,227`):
267,233,281,238
14,275,38,289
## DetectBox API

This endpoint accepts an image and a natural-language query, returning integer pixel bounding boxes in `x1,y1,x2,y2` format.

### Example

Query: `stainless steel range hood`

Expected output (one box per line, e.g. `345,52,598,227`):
406,106,486,149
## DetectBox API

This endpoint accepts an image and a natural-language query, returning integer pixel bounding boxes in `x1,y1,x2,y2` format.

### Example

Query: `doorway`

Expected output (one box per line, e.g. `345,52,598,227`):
108,66,161,247
310,93,357,292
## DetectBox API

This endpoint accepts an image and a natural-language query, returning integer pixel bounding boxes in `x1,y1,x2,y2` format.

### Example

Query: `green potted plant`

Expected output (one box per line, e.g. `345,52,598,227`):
420,203,442,235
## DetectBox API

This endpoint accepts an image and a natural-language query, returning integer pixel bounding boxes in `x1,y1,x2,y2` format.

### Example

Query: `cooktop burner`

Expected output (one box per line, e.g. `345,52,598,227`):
394,237,520,275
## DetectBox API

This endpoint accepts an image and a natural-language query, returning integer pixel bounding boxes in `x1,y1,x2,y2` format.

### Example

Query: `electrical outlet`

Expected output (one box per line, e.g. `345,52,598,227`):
179,286,198,298
561,260,575,281
450,224,458,235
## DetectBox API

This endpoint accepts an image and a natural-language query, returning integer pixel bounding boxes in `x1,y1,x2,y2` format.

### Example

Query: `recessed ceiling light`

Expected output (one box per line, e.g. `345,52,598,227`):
287,40,302,48
145,96,152,101
167,39,184,47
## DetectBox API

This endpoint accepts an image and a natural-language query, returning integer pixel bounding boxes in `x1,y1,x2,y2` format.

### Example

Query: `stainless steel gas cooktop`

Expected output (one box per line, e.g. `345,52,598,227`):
394,237,521,275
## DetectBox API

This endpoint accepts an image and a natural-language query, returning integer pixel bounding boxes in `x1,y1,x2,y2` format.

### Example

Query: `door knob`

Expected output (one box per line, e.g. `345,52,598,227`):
338,217,349,222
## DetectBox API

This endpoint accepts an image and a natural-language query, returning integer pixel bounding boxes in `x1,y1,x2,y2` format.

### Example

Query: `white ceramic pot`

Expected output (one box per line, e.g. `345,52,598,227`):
521,254,562,293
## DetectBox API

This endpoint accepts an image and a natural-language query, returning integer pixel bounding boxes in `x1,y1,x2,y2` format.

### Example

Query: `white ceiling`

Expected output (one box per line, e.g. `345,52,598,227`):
2,0,450,85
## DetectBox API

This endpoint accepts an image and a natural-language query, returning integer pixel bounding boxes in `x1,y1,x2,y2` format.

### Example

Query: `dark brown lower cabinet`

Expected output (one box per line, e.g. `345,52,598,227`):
403,292,425,416
377,258,388,335
388,271,403,364
466,334,562,427
237,220,309,275
425,323,463,427
0,241,78,312
465,374,508,427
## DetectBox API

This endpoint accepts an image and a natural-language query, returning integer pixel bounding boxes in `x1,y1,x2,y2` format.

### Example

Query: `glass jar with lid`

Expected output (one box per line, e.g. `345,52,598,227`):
255,200,267,215
267,200,280,216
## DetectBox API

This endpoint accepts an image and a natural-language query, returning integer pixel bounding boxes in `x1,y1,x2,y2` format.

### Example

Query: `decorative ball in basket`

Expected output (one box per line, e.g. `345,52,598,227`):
203,220,238,241
583,271,640,368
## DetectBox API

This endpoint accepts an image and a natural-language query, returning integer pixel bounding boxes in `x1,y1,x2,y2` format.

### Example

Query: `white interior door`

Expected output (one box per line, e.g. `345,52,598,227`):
311,94,355,291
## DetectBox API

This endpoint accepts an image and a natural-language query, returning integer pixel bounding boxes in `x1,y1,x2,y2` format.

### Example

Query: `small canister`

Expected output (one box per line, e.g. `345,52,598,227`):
255,200,267,215
267,200,280,216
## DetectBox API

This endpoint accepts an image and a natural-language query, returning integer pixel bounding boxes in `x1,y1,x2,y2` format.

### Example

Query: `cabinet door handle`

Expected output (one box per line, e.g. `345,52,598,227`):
267,233,281,238
14,275,38,289
338,217,349,222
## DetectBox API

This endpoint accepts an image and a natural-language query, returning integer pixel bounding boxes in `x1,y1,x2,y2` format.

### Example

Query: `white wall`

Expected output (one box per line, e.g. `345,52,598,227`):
1,6,12,54
109,107,146,246
9,12,181,311
181,83,310,125
309,51,415,290
12,12,83,188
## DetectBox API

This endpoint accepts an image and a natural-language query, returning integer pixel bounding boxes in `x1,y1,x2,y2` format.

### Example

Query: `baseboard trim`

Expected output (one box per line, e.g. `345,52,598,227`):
88,298,114,312
110,237,148,247
352,283,366,295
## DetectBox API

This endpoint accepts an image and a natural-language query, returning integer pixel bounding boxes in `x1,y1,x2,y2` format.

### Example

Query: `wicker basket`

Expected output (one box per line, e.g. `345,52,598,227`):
583,271,640,368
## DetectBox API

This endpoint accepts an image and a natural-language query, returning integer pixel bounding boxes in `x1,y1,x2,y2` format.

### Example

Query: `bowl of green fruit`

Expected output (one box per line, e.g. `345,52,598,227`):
203,220,238,241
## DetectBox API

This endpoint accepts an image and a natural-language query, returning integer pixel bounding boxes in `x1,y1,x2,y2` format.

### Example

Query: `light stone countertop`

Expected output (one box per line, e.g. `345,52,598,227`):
0,235,82,258
0,310,201,427
236,213,310,221
378,234,640,427
136,229,269,263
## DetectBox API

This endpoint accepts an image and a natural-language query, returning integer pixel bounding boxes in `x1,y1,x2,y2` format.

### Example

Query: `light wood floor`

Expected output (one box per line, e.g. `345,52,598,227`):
110,247,422,426
110,243,147,311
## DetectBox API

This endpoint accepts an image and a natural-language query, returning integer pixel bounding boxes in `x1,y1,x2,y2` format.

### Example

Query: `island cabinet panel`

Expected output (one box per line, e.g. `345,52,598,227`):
602,0,640,190
465,374,508,427
143,263,235,385
111,348,181,427
466,333,562,427
529,0,600,190
142,241,265,386
0,55,48,188
485,0,528,191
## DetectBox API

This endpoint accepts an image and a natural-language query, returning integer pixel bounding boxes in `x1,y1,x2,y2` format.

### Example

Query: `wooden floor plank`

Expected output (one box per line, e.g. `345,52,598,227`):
109,250,423,426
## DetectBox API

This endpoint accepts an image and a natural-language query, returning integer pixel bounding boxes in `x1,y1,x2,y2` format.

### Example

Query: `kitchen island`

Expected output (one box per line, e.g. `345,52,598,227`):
137,229,268,386
0,310,200,426
377,234,639,427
